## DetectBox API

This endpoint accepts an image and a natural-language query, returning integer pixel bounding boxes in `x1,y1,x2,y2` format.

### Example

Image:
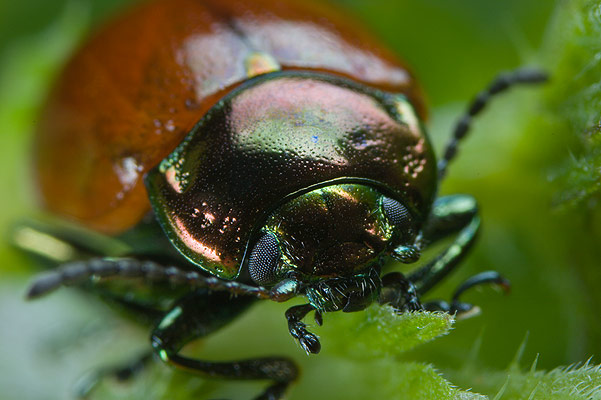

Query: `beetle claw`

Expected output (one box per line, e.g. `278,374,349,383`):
288,320,321,354
423,271,509,319
285,304,321,354
299,332,321,354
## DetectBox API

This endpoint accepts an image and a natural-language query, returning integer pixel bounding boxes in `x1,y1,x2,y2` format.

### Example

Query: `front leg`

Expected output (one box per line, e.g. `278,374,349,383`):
424,271,510,319
285,304,321,354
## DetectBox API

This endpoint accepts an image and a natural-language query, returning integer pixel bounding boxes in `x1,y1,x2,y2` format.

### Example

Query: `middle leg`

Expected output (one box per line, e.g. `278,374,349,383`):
151,289,298,400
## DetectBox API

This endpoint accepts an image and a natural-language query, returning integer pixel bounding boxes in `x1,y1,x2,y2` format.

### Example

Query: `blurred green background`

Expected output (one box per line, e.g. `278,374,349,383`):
2,0,600,399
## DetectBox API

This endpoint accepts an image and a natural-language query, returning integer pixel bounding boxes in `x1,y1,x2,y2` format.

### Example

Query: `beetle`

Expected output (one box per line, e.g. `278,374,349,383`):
20,0,546,398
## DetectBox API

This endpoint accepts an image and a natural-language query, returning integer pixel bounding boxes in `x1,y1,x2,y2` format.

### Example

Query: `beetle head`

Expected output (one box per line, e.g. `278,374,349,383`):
247,183,418,312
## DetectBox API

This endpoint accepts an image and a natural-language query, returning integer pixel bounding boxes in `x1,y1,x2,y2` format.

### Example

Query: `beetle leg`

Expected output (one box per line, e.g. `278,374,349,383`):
451,270,511,302
285,304,321,354
26,258,270,300
423,271,510,319
408,195,480,295
419,194,479,247
379,272,423,312
151,289,298,400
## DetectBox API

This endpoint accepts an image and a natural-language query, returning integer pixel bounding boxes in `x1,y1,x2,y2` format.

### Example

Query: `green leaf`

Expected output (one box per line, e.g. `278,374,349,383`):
545,0,601,209
497,362,601,400
320,307,454,359
460,358,601,400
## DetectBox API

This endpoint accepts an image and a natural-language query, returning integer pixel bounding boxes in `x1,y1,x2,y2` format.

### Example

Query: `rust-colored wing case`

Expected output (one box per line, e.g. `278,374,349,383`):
34,0,425,234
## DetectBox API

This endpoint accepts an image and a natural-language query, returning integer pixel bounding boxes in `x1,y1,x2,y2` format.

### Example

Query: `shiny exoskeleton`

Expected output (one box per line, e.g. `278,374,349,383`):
20,0,546,398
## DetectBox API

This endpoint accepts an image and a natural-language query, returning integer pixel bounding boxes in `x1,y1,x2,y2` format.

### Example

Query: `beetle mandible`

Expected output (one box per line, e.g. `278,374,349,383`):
22,0,546,398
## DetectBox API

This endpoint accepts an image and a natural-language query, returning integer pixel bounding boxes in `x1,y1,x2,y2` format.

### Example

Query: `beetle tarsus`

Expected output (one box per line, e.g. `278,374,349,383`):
285,304,321,354
423,299,481,320
26,273,64,299
423,271,510,319
295,329,321,355
452,270,510,302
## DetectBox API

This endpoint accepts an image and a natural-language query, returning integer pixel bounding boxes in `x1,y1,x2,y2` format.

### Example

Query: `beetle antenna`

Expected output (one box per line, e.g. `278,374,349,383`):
438,68,548,180
26,258,271,300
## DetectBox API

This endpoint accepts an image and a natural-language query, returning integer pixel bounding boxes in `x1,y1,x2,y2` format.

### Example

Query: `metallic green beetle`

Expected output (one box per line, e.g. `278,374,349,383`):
20,2,546,398
25,68,545,398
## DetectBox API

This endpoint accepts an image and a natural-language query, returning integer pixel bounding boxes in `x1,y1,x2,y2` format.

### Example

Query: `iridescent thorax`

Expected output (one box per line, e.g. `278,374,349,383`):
146,72,437,279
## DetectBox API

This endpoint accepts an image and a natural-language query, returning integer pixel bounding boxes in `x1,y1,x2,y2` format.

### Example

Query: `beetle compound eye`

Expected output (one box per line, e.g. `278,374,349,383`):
382,197,412,232
248,233,280,285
